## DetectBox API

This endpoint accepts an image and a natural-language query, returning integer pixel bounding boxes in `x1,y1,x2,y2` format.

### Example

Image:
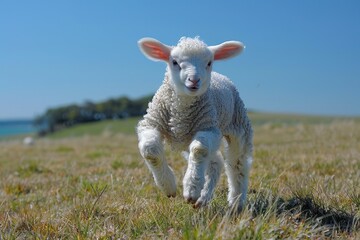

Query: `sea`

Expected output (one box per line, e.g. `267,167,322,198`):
0,120,37,138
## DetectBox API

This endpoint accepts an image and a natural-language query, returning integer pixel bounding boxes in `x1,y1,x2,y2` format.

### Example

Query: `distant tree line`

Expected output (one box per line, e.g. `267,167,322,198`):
34,95,153,135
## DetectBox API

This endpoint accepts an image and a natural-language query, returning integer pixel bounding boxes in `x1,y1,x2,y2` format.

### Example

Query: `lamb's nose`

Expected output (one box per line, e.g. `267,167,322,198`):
188,77,200,84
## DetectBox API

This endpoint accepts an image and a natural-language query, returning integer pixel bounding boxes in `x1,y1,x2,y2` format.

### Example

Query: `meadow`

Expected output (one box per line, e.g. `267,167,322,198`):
0,113,359,239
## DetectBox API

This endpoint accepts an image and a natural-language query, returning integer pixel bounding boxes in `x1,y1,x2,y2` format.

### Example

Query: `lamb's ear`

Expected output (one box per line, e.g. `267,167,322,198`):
209,41,244,60
138,38,171,62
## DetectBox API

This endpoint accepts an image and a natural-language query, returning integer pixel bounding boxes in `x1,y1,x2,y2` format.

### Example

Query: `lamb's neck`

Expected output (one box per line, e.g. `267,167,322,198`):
172,93,203,107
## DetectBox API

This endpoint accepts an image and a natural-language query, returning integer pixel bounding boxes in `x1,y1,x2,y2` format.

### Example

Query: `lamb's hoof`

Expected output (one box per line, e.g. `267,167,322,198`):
194,198,208,209
183,188,201,205
193,201,203,209
185,197,197,204
167,193,176,198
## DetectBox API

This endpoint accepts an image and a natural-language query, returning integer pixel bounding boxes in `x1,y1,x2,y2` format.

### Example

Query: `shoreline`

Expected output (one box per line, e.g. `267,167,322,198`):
0,119,36,139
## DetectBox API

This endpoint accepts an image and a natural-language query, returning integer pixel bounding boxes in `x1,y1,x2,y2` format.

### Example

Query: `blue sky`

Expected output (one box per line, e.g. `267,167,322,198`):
1,0,359,119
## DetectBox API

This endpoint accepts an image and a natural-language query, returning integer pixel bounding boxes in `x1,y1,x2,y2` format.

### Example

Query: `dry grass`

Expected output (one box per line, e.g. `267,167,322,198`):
0,115,359,239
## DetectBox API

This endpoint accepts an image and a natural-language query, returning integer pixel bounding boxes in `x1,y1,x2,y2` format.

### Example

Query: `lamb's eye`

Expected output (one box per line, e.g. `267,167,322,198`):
207,61,212,67
172,60,178,66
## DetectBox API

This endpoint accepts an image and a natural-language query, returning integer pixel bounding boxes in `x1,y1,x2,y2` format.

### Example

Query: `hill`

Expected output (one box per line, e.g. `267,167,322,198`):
46,112,357,138
33,95,152,135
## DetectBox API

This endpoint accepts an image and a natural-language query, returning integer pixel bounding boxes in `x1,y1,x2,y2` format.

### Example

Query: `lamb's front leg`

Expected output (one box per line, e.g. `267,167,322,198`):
194,151,223,208
138,128,176,197
183,130,221,204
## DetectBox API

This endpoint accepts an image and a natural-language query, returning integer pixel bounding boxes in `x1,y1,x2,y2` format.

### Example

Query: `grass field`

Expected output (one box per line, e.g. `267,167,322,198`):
0,113,359,239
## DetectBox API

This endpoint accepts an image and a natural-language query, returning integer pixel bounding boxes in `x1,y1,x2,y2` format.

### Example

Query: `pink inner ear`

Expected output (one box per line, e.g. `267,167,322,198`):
214,45,240,60
143,42,169,61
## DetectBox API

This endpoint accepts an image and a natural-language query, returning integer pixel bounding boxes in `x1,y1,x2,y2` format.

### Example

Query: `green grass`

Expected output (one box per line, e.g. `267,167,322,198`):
48,117,141,139
0,113,359,239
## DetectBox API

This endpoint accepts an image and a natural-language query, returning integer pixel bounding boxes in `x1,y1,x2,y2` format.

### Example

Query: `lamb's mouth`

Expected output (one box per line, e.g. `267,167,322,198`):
187,86,199,92
185,82,200,92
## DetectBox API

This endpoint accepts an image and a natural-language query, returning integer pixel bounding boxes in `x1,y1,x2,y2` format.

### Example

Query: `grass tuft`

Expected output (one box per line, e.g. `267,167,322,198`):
16,160,51,177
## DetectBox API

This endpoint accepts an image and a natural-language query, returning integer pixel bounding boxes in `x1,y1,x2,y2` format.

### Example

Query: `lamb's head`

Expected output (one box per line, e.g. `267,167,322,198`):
138,37,244,97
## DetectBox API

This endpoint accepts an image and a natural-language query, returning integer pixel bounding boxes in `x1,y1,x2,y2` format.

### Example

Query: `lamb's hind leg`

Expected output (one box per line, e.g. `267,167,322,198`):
224,134,253,212
138,128,176,197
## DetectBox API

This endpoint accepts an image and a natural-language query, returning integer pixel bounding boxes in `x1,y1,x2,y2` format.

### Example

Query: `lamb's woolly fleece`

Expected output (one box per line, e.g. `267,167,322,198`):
137,71,252,151
174,36,211,57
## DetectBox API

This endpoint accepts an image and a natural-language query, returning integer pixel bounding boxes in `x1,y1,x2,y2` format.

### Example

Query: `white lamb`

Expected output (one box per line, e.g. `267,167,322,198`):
137,36,253,212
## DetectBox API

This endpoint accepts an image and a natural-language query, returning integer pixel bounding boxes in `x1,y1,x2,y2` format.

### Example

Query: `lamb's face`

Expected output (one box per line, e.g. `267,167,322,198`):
138,37,244,97
169,45,213,97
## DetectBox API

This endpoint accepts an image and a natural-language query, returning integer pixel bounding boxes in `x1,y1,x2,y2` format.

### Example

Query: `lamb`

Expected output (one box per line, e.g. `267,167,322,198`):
137,36,253,212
